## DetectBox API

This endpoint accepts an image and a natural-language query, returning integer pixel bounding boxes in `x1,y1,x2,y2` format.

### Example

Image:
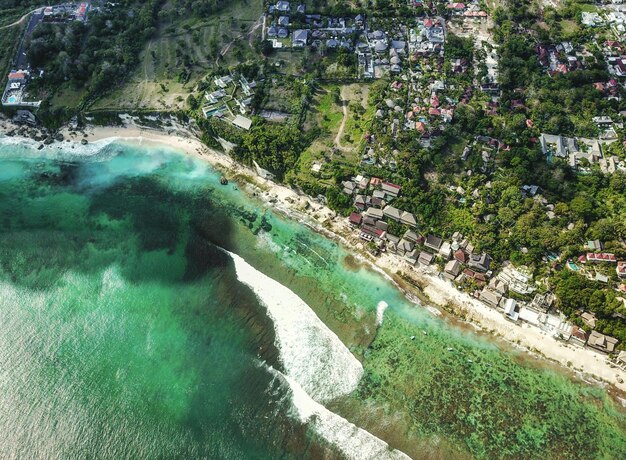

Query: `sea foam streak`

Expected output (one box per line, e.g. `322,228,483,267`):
227,250,363,402
268,367,411,460
227,251,411,459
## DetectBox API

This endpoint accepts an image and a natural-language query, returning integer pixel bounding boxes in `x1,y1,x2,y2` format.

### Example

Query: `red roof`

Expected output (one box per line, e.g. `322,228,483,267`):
349,212,362,225
586,253,617,262
8,71,26,80
424,19,433,27
382,181,401,190
454,249,467,263
428,108,441,116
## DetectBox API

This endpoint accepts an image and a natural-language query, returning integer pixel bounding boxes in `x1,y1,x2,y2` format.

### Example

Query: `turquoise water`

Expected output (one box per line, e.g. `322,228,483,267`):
0,139,625,459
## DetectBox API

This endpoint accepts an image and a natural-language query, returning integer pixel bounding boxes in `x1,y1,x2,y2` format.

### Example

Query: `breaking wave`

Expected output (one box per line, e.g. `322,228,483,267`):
227,251,411,459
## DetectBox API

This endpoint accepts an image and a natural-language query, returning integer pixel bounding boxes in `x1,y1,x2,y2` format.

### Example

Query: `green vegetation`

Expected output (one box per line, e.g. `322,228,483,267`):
358,313,626,459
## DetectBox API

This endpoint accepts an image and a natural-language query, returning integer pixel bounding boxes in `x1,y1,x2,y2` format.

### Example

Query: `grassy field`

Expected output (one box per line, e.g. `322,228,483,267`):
93,0,264,111
291,83,372,187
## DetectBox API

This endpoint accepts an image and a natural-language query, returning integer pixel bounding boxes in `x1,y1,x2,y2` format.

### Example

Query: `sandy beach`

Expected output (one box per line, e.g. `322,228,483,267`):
4,117,626,394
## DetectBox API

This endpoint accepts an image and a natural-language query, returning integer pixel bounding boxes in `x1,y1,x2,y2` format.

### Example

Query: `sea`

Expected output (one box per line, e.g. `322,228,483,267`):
0,138,625,459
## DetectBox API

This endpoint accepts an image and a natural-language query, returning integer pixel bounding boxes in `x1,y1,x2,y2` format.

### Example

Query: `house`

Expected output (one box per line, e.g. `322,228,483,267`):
206,89,227,104
454,249,467,263
439,241,452,259
463,269,486,287
468,253,491,272
418,251,434,266
293,29,309,47
480,288,503,308
381,182,401,198
278,28,289,38
274,1,290,13
587,330,619,353
278,16,289,27
617,350,626,367
404,230,419,242
587,240,603,251
617,261,626,278
214,75,233,88
502,298,519,321
348,212,362,226
354,195,370,210
444,259,462,277
232,115,252,130
366,207,384,219
581,311,597,329
570,326,588,346
397,238,415,256
405,249,419,265
383,205,401,221
529,292,554,312
586,253,617,263
397,211,415,227
424,234,443,252
342,181,357,195
488,278,508,295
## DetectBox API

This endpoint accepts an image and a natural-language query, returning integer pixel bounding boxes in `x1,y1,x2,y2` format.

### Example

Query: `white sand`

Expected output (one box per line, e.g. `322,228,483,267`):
9,118,625,393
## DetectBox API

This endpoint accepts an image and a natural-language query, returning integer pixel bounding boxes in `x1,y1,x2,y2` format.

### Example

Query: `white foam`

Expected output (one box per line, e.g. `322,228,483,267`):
267,366,411,460
376,301,389,326
227,250,363,402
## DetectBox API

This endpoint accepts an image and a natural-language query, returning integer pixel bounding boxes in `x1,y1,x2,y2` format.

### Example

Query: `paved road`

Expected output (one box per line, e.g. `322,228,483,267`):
13,9,44,69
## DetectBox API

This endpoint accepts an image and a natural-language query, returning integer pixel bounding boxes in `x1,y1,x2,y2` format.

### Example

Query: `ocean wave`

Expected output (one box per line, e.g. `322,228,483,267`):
227,250,363,403
376,301,389,326
267,366,411,460
0,134,119,160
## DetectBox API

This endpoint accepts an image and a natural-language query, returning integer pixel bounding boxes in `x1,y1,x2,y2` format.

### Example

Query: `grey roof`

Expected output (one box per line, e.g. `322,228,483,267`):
293,29,309,43
383,205,401,220
425,234,443,249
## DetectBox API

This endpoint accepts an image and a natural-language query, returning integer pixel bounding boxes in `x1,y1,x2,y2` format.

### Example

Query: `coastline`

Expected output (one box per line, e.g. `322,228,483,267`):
3,119,626,395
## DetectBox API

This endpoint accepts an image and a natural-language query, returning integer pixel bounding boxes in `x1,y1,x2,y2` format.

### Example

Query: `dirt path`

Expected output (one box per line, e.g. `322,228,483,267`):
0,8,39,30
334,86,351,152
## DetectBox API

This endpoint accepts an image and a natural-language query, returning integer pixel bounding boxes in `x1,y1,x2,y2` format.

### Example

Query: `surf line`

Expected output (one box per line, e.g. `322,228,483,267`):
221,248,410,459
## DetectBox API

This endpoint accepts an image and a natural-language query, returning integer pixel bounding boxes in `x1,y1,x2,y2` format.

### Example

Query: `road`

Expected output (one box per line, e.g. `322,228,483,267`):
12,9,44,69
0,7,41,30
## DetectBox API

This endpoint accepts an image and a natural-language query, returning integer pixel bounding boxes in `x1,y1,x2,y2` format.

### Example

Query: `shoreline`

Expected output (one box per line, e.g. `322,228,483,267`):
3,119,626,396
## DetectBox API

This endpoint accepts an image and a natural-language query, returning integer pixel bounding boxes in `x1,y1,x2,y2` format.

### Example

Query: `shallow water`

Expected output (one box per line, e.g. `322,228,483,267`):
0,139,625,459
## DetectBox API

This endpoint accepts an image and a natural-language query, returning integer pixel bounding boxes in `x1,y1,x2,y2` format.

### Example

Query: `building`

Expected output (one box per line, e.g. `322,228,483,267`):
480,288,502,308
570,326,588,346
488,277,508,295
424,234,443,252
418,251,434,266
502,298,519,321
400,211,417,227
232,115,253,130
293,29,309,47
439,241,452,259
581,311,597,329
444,259,461,278
383,205,401,221
617,261,626,278
587,330,619,353
529,292,554,312
348,212,362,226
366,207,384,219
381,182,401,198
586,253,617,263
468,253,491,272
274,1,291,13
